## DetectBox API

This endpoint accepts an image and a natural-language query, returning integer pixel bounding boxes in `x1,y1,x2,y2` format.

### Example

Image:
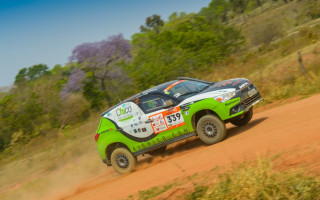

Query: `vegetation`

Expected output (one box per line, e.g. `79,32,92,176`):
0,0,319,153
1,0,320,199
131,159,320,200
200,160,320,200
1,0,320,153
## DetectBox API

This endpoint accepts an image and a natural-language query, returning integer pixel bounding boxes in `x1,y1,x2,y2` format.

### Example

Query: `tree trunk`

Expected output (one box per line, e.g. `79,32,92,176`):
100,77,106,91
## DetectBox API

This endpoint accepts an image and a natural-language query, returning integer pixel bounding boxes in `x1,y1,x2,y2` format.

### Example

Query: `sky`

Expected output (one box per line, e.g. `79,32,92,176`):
0,0,212,87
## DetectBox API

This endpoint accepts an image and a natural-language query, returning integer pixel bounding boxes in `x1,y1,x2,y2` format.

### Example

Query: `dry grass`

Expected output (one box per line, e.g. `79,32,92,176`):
1,2,320,200
0,113,107,200
189,159,320,200
127,158,320,200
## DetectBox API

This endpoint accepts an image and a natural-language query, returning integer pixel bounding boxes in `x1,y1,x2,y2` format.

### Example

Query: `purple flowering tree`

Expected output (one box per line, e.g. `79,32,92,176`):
69,34,131,91
60,68,86,99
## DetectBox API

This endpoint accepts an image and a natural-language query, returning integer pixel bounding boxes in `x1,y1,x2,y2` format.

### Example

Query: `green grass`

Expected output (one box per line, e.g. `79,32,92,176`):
133,183,176,200
186,159,320,200
127,158,320,200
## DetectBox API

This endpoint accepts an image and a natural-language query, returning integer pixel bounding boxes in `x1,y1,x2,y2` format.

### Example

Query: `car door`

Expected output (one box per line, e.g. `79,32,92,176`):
138,94,189,141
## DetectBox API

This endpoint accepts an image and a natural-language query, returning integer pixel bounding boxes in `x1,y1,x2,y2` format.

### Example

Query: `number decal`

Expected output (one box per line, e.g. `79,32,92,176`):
149,107,186,134
167,116,172,123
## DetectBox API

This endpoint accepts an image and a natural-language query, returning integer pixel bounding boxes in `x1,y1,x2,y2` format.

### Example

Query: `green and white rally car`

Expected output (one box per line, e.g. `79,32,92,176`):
95,77,262,174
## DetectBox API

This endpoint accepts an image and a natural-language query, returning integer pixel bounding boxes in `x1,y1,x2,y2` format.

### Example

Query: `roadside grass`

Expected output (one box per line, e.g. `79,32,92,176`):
128,158,320,200
190,159,320,200
1,2,320,200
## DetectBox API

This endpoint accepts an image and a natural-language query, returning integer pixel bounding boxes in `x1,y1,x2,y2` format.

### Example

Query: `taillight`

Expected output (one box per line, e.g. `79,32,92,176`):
95,133,100,142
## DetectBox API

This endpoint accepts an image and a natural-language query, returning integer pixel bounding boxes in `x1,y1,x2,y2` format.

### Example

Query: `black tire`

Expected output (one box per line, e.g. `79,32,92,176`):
111,148,137,174
149,145,167,156
196,115,226,145
230,108,253,127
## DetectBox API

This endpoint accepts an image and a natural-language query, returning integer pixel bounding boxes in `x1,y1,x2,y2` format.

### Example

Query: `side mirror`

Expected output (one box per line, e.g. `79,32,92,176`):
163,100,175,108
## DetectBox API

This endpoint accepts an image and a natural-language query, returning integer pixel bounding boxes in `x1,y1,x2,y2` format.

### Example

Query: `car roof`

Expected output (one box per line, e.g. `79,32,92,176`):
100,77,213,116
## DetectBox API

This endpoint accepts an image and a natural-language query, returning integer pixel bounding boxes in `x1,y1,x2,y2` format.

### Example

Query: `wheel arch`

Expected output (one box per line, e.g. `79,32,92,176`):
105,142,131,166
191,109,221,131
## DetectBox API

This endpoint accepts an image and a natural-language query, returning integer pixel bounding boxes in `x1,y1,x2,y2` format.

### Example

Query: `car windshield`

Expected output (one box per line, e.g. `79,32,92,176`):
163,80,210,100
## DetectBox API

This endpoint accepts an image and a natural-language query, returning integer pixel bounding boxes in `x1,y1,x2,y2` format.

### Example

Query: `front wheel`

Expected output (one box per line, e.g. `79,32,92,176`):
230,108,253,127
111,148,137,174
196,115,226,145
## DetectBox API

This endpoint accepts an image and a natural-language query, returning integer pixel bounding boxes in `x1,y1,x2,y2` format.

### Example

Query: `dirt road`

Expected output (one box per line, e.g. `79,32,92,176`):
58,94,320,200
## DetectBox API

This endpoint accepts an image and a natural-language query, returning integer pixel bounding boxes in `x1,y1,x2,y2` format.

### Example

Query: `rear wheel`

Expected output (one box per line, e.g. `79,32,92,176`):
196,115,226,145
230,108,253,127
111,148,137,174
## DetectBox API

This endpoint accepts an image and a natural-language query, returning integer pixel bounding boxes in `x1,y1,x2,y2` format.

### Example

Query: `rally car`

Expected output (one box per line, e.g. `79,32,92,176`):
95,77,262,174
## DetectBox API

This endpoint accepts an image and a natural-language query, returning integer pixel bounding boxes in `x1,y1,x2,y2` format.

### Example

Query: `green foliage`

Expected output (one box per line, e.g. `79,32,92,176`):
140,14,164,33
128,13,243,90
82,76,107,110
1,0,319,153
185,186,208,200
197,160,320,200
199,0,230,23
137,184,175,200
307,0,320,19
14,64,49,84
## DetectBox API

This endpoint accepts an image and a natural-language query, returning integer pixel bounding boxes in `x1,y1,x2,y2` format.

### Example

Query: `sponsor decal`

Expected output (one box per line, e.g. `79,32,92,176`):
218,81,233,88
133,129,137,133
163,80,186,93
148,107,185,134
232,80,241,86
225,98,240,106
135,98,140,104
132,128,189,151
116,103,133,121
142,128,147,132
185,111,189,115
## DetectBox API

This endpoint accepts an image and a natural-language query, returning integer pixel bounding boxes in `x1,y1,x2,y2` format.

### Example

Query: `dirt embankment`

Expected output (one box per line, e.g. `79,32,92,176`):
57,94,320,200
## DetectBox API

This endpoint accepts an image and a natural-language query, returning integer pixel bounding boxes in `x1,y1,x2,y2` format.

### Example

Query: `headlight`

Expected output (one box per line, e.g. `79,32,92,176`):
213,90,236,102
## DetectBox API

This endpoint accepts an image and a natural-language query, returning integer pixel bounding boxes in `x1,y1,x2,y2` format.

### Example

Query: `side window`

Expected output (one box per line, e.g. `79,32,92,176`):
139,95,173,114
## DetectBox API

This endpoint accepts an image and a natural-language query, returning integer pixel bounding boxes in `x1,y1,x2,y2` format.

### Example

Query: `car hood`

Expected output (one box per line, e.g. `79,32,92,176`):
202,78,249,93
178,78,249,105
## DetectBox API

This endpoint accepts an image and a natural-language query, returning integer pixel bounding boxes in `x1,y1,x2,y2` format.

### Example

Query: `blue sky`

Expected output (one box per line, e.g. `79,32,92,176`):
0,0,211,86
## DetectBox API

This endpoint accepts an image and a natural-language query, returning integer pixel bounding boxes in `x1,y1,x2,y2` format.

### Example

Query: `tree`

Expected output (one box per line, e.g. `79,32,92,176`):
129,13,243,90
140,14,164,33
199,0,230,23
230,0,249,20
60,68,86,99
69,34,132,106
14,64,49,84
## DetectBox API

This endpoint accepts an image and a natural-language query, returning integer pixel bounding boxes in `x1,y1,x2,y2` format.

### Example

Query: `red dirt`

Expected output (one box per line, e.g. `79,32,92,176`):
57,94,320,200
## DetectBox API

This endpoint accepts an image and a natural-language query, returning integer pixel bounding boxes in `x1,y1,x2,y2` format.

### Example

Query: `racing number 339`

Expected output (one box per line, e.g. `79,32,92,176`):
165,111,184,127
166,113,181,123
